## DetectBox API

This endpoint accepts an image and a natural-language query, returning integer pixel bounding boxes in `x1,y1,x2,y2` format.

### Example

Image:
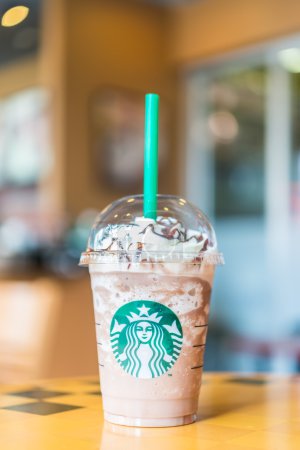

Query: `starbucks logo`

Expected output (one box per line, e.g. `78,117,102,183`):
110,300,183,379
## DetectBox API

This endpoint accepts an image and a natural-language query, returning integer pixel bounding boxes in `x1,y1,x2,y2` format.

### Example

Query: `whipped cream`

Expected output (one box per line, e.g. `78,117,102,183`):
89,216,215,256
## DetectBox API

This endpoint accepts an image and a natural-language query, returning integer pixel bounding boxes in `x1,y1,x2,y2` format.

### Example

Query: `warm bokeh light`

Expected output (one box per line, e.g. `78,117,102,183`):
1,6,29,27
208,110,239,143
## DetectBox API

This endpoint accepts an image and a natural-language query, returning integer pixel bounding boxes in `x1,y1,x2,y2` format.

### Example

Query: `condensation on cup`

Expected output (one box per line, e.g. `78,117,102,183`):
80,194,224,427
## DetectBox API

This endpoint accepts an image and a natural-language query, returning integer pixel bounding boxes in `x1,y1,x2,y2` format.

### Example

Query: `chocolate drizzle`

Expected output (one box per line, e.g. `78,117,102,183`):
90,216,214,260
138,218,207,245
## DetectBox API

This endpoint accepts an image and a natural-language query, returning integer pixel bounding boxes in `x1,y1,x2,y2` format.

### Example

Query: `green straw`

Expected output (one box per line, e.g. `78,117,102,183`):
144,93,159,219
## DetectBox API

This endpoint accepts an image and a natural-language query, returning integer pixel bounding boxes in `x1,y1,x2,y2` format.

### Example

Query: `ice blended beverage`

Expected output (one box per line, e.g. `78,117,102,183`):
80,94,223,426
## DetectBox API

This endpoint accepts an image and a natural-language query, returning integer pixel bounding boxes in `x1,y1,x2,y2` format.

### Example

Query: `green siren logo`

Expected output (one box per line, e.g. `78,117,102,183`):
110,300,183,379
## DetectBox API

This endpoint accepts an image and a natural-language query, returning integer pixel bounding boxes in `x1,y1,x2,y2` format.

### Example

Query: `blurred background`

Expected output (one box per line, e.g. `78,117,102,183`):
0,0,299,383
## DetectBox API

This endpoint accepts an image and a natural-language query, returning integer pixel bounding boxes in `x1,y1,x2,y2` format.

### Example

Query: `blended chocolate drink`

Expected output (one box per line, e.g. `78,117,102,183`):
80,194,223,427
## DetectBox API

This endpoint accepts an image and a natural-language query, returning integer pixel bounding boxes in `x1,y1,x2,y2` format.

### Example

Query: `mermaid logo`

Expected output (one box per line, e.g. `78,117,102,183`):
110,300,183,379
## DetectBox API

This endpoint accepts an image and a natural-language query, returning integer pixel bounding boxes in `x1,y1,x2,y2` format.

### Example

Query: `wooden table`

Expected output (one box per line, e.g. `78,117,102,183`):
0,374,299,449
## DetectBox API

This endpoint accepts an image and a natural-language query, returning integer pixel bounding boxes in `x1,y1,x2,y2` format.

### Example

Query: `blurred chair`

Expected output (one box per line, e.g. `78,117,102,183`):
0,276,98,383
228,335,300,373
0,279,60,383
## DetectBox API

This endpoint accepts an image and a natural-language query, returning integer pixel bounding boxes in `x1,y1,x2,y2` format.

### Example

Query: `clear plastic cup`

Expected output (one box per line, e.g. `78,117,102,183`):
80,194,223,427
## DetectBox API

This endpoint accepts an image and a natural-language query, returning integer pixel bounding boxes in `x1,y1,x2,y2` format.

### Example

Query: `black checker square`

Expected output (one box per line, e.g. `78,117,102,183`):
227,377,269,385
8,389,69,399
3,402,82,416
87,390,102,396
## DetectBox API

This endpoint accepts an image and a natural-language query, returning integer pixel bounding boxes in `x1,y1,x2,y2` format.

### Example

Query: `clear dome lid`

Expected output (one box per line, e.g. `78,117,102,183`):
80,195,224,265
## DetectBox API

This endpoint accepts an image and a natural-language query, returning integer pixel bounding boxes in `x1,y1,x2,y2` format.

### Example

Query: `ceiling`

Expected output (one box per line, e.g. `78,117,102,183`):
0,0,197,68
0,0,41,67
142,0,194,4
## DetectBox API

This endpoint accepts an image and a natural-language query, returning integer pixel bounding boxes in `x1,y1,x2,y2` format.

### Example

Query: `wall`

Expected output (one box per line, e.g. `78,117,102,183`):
64,0,177,217
168,0,300,64
0,57,38,98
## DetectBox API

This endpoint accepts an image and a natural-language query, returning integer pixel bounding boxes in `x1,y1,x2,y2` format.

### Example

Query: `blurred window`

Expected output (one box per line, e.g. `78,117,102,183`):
0,87,52,262
209,68,266,217
0,87,51,190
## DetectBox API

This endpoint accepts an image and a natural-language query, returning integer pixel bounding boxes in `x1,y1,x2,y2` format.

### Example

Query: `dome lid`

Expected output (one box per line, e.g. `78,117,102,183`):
80,195,223,265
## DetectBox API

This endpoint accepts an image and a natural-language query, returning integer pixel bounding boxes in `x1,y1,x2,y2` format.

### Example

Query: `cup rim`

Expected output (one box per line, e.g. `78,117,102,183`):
79,250,224,266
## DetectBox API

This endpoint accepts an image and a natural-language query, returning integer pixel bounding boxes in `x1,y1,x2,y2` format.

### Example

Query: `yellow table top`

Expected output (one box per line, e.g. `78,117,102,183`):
0,373,299,450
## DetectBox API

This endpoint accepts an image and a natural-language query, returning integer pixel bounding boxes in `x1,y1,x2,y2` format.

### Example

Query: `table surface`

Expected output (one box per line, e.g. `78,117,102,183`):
0,373,299,450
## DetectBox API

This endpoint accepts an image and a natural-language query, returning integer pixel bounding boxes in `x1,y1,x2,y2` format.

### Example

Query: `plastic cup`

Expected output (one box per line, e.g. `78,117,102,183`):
80,194,223,427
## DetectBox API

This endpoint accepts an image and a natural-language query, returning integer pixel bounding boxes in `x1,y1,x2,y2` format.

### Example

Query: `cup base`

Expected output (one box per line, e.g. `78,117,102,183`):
104,412,197,428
